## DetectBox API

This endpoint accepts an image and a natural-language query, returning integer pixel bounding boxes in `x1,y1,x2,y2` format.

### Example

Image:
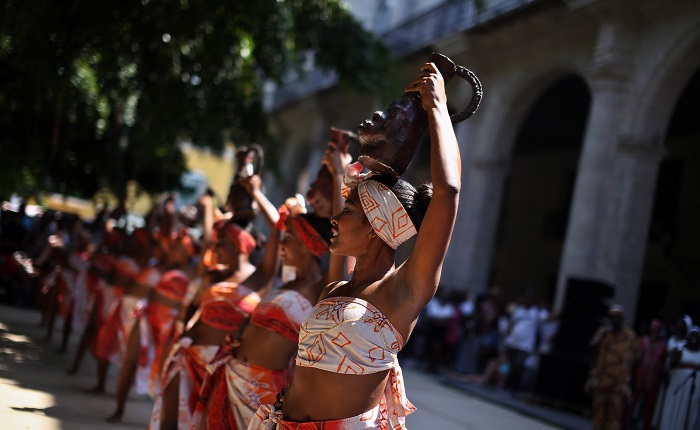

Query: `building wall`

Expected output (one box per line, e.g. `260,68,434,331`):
263,0,700,325
180,142,235,205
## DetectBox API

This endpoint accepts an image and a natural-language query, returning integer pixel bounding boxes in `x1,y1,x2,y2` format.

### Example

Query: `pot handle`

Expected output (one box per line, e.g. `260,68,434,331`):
248,144,264,175
450,65,483,124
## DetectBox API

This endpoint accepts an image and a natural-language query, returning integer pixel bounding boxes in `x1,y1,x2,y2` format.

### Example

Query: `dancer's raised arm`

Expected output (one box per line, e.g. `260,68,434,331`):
238,175,281,294
399,61,461,310
320,141,350,288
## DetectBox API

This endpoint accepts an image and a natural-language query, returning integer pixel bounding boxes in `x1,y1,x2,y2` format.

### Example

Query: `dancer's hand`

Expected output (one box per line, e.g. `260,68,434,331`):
405,62,447,112
239,174,262,196
322,141,351,177
198,193,212,207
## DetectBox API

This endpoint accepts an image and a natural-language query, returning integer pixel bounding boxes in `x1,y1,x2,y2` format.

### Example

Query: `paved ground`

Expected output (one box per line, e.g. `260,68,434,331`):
0,304,567,429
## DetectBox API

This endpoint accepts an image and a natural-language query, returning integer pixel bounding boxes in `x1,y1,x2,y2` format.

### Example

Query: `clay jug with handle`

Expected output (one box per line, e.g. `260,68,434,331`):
357,52,482,178
306,128,355,218
227,144,264,226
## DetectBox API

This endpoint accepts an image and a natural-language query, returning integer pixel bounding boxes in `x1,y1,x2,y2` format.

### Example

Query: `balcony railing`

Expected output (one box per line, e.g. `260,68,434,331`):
267,0,543,110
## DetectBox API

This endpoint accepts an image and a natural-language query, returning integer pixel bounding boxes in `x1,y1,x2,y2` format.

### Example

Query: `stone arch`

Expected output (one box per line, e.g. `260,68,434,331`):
629,25,700,142
478,68,590,163
447,65,591,291
636,65,700,324
488,72,592,302
597,26,700,326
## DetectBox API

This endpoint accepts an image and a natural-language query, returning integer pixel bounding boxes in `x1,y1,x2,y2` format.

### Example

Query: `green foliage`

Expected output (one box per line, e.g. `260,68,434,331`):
0,0,394,199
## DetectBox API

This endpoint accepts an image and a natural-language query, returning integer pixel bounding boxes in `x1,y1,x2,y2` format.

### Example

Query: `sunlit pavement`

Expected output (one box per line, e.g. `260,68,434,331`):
0,305,151,430
403,370,564,430
0,304,563,430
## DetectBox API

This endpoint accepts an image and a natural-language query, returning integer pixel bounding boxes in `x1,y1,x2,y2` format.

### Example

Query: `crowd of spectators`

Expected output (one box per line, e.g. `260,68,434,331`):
399,282,699,429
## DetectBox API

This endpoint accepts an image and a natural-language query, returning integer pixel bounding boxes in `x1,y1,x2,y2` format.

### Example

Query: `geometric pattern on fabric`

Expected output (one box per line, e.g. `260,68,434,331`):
357,180,416,250
247,363,415,429
148,338,218,430
191,353,292,430
296,296,403,374
589,327,638,430
336,354,365,375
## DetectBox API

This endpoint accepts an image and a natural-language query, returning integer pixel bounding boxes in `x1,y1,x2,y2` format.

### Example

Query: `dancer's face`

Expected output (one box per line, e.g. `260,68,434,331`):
329,187,373,256
215,235,242,272
280,218,309,267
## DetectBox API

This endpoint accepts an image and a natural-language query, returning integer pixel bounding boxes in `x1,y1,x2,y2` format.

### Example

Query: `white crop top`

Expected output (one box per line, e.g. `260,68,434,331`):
295,296,404,374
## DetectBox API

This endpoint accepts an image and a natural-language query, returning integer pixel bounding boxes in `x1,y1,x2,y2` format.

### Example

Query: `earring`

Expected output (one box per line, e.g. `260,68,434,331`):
369,230,376,238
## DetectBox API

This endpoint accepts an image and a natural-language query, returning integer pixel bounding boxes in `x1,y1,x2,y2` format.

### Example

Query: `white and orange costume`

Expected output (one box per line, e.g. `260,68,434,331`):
249,296,415,430
149,282,260,430
147,270,190,395
92,256,141,364
193,289,311,430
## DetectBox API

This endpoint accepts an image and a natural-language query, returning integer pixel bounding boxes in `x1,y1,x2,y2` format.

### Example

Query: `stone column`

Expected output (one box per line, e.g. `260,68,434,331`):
603,137,664,325
443,154,509,291
555,19,635,310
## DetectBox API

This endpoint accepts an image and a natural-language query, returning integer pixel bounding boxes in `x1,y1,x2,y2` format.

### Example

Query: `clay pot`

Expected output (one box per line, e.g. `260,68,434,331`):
357,52,482,178
227,144,264,226
306,128,355,218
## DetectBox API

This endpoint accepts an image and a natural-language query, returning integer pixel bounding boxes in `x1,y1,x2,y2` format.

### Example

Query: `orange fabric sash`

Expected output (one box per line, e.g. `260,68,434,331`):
192,337,292,430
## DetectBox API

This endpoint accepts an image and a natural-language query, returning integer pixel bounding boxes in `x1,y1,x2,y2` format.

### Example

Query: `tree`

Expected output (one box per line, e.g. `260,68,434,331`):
0,0,394,200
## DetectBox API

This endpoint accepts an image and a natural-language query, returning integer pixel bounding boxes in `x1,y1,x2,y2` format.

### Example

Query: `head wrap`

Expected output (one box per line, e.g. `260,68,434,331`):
221,223,256,255
341,161,367,199
155,270,189,302
113,256,140,281
199,284,261,331
288,216,330,258
358,180,417,250
683,315,693,330
343,161,417,250
274,194,307,231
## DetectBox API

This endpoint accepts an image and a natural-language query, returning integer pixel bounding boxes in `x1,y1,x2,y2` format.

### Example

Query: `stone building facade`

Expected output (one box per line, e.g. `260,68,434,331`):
260,0,700,328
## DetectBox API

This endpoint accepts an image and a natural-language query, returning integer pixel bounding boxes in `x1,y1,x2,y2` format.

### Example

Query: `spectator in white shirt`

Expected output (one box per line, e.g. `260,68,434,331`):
426,289,457,373
503,289,539,391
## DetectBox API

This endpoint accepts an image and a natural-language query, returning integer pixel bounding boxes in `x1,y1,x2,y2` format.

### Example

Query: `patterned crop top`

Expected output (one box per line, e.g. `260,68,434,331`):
189,282,260,332
249,289,312,342
295,296,404,374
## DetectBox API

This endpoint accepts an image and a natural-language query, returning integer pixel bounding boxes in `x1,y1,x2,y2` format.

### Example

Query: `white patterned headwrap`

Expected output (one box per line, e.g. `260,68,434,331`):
342,161,418,250
357,180,417,249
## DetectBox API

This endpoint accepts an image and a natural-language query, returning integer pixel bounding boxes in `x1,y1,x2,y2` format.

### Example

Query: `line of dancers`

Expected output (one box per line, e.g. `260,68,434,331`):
32,60,463,429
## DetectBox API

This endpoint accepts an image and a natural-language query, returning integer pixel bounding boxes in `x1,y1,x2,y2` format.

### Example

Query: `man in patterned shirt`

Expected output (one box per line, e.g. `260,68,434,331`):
586,305,639,430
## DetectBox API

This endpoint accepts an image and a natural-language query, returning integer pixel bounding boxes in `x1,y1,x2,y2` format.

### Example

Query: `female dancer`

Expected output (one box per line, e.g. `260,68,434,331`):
192,146,347,430
105,228,164,422
250,60,461,429
148,202,280,429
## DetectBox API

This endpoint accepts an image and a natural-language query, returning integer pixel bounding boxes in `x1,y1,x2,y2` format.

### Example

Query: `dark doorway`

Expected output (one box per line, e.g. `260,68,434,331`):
491,76,591,305
641,68,700,328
